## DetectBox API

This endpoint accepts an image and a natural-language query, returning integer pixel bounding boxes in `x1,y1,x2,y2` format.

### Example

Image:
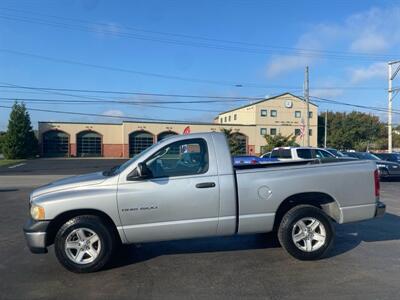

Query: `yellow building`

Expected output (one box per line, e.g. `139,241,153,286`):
38,93,318,158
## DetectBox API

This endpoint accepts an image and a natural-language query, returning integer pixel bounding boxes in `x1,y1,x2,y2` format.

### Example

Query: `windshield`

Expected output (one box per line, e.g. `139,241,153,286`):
327,149,345,157
357,152,381,160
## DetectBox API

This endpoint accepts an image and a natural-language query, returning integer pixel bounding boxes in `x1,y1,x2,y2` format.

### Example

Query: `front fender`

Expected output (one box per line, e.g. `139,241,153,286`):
34,183,121,227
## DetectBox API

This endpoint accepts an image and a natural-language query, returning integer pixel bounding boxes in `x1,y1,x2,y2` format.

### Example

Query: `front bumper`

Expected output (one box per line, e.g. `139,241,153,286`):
23,218,50,254
375,201,386,218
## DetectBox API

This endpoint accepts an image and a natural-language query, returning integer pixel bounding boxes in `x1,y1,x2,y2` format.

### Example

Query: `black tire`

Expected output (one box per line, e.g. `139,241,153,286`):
278,205,334,260
54,215,115,273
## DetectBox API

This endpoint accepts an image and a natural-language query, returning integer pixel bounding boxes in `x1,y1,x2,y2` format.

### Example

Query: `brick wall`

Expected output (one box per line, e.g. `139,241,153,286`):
103,144,124,157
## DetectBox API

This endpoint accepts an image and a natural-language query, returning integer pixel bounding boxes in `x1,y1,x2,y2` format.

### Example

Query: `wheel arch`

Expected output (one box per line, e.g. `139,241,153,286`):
273,192,341,231
46,209,122,246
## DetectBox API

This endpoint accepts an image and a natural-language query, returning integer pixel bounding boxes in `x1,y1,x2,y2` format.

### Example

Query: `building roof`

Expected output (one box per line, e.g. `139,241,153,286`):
217,92,318,116
39,120,257,127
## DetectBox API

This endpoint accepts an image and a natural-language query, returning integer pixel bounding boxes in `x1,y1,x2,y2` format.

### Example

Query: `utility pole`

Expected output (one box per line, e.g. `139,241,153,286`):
324,110,328,148
388,61,400,153
304,66,310,147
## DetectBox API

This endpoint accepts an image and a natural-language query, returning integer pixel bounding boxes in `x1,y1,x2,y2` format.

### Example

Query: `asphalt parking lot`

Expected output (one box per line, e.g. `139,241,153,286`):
0,159,399,299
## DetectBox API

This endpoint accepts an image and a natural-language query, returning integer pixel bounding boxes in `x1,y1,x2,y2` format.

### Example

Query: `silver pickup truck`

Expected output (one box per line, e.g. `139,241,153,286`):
24,132,385,273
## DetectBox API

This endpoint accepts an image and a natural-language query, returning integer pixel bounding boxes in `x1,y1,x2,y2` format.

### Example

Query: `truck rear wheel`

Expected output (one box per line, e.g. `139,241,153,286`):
54,215,115,273
278,205,334,260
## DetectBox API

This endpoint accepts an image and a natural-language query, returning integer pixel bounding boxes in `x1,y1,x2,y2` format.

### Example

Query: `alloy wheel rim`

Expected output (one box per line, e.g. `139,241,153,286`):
291,217,326,252
65,228,101,264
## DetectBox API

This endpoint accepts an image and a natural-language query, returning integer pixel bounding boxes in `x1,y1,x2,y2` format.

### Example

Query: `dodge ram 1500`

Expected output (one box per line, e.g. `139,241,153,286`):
24,132,385,273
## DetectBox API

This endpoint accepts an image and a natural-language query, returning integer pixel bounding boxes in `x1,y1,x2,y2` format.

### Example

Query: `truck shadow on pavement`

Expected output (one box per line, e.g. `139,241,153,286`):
107,212,400,270
328,212,400,257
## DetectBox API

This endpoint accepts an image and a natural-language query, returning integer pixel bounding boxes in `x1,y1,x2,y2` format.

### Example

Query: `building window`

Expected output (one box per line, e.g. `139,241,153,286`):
234,114,237,121
260,109,267,117
260,128,267,135
309,129,312,136
270,110,277,117
309,111,313,118
220,118,223,123
295,111,301,118
224,116,227,122
270,128,277,135
295,129,301,136
228,115,231,122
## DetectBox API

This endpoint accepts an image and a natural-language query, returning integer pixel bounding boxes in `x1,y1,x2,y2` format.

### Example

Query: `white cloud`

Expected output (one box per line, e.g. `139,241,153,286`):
90,22,122,38
345,7,400,52
349,62,386,83
102,109,124,117
266,55,313,78
311,88,343,99
265,6,400,78
266,28,329,78
350,32,388,53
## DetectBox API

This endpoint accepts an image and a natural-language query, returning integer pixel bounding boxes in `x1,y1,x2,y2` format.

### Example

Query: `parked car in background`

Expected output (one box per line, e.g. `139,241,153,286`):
343,151,400,178
260,152,271,158
325,148,357,160
372,152,400,163
233,155,278,165
270,147,335,161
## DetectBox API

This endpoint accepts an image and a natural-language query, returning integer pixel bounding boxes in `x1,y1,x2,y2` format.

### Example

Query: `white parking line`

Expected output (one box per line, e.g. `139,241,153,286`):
8,163,26,169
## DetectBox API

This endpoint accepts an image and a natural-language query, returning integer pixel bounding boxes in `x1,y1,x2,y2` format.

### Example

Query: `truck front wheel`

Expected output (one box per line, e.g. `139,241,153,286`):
54,215,115,273
278,205,334,260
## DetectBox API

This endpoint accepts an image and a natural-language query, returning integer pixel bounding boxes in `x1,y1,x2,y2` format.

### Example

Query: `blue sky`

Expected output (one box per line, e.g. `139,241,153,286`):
0,0,399,130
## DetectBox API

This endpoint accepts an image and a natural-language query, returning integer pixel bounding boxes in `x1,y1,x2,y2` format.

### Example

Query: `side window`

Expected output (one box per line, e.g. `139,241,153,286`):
296,149,312,159
271,149,292,159
315,149,334,158
146,138,209,178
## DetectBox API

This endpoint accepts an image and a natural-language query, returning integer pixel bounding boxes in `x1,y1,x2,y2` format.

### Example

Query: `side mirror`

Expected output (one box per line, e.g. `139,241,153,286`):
127,162,152,181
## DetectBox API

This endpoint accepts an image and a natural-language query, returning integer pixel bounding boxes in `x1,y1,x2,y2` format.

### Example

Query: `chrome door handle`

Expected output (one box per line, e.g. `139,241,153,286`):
195,182,216,188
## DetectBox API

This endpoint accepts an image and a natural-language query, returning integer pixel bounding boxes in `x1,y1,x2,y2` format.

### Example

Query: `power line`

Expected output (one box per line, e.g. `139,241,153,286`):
0,104,324,126
0,104,207,123
0,83,265,100
311,95,400,114
0,96,253,104
3,94,400,116
0,83,387,96
0,48,293,89
0,7,397,61
0,98,221,112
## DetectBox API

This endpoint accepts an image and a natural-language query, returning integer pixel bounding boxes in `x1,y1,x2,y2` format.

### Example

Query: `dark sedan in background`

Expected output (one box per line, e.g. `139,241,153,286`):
372,152,400,163
343,151,400,179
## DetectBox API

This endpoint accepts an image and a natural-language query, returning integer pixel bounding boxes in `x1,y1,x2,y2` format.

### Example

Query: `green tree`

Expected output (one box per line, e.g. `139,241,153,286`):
220,128,243,155
318,111,386,150
0,132,5,154
2,102,38,159
261,133,299,153
393,125,400,149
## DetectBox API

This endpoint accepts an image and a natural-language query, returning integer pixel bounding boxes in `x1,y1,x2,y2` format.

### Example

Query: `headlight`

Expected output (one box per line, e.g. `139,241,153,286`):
30,204,45,220
376,164,386,168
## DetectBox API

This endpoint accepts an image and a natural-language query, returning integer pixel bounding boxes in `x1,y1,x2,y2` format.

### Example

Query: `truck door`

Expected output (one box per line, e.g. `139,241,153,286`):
117,137,220,243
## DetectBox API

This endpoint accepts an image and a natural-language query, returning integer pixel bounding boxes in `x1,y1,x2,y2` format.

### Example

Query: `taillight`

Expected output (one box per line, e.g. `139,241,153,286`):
374,169,380,198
